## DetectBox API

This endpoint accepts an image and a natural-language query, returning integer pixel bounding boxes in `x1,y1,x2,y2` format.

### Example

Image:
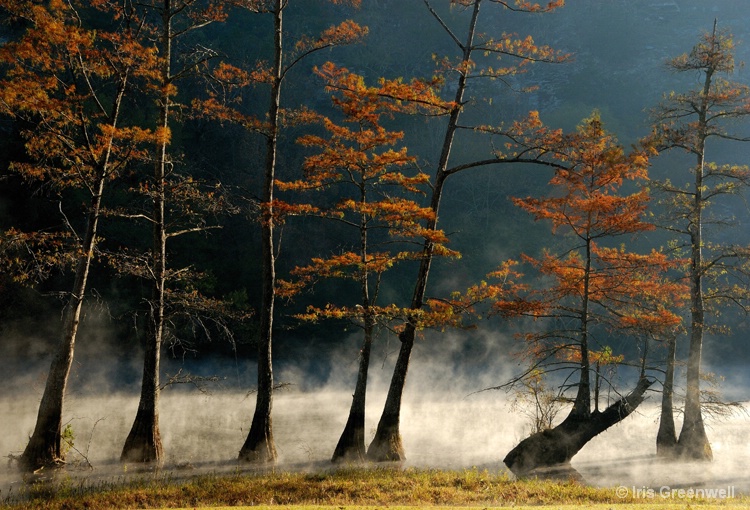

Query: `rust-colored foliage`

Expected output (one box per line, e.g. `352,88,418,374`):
480,114,686,407
511,114,653,239
511,114,682,318
0,0,164,471
277,65,456,331
0,0,158,278
0,0,158,185
1,229,75,284
439,0,567,83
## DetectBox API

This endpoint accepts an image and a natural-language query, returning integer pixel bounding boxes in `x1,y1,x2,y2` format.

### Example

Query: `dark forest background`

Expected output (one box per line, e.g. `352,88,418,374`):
3,0,750,398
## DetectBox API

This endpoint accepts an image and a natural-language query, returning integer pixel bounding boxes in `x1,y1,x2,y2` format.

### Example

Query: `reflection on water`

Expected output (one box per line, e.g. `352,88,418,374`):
2,390,749,500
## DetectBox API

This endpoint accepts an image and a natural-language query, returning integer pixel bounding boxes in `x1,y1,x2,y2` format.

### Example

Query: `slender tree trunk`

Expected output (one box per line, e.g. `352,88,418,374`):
332,320,373,463
121,0,172,464
571,237,592,419
239,0,282,464
239,200,277,462
20,186,103,471
593,363,600,414
120,131,168,462
677,62,713,460
657,334,678,457
333,180,375,463
20,74,128,472
504,377,654,477
120,318,163,462
367,0,482,462
366,326,413,461
677,223,711,460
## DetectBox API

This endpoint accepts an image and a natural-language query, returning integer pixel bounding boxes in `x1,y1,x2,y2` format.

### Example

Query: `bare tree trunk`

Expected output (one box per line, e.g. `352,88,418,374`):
239,0,282,464
571,237,593,420
120,320,163,462
120,132,168,462
504,377,654,477
657,334,677,457
332,322,373,463
20,201,101,471
678,271,712,459
20,74,128,472
677,231,711,459
367,0,482,462
121,0,171,464
366,326,413,461
333,177,376,463
238,283,277,463
677,60,713,461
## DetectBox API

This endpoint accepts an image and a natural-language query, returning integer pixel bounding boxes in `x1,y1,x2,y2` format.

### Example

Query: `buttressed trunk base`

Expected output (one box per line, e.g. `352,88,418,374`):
19,412,64,471
238,427,277,463
504,377,654,477
120,408,163,463
656,422,678,458
677,420,712,461
331,412,367,463
239,384,277,464
366,330,412,462
366,420,405,462
19,350,72,471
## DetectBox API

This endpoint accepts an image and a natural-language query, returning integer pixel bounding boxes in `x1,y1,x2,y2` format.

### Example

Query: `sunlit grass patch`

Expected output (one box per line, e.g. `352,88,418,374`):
2,467,748,509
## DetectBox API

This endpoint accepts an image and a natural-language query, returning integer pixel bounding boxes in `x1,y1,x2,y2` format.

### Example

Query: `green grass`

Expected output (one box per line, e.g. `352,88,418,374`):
1,468,746,509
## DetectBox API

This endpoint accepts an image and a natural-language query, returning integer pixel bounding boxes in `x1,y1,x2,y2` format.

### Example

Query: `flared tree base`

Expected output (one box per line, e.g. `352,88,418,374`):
19,431,63,473
238,443,277,464
366,421,404,462
121,410,163,464
332,412,366,463
504,378,653,477
656,416,678,458
677,423,713,461
239,428,277,464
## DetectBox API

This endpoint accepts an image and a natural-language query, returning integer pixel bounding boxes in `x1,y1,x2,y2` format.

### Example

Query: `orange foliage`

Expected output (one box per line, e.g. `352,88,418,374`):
315,62,453,119
295,20,368,53
437,0,568,82
188,2,228,24
263,200,321,225
192,97,269,133
277,65,459,332
1,229,76,283
0,0,159,187
278,66,454,256
481,115,686,373
193,13,367,134
558,345,624,365
512,113,654,239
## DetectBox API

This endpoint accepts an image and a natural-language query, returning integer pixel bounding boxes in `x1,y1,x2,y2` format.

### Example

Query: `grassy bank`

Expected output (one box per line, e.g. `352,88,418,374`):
2,467,746,509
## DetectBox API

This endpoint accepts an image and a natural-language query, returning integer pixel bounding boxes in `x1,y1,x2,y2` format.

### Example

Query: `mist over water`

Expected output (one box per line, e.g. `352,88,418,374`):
4,304,748,503
4,1,750,505
3,345,750,499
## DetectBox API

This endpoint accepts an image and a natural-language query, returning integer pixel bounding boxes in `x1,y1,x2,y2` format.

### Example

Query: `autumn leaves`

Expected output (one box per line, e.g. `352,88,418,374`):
4,0,750,472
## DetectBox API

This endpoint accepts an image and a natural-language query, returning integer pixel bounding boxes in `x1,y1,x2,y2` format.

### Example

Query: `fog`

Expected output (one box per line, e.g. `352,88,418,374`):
5,0,750,503
3,391,750,495
3,334,750,499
